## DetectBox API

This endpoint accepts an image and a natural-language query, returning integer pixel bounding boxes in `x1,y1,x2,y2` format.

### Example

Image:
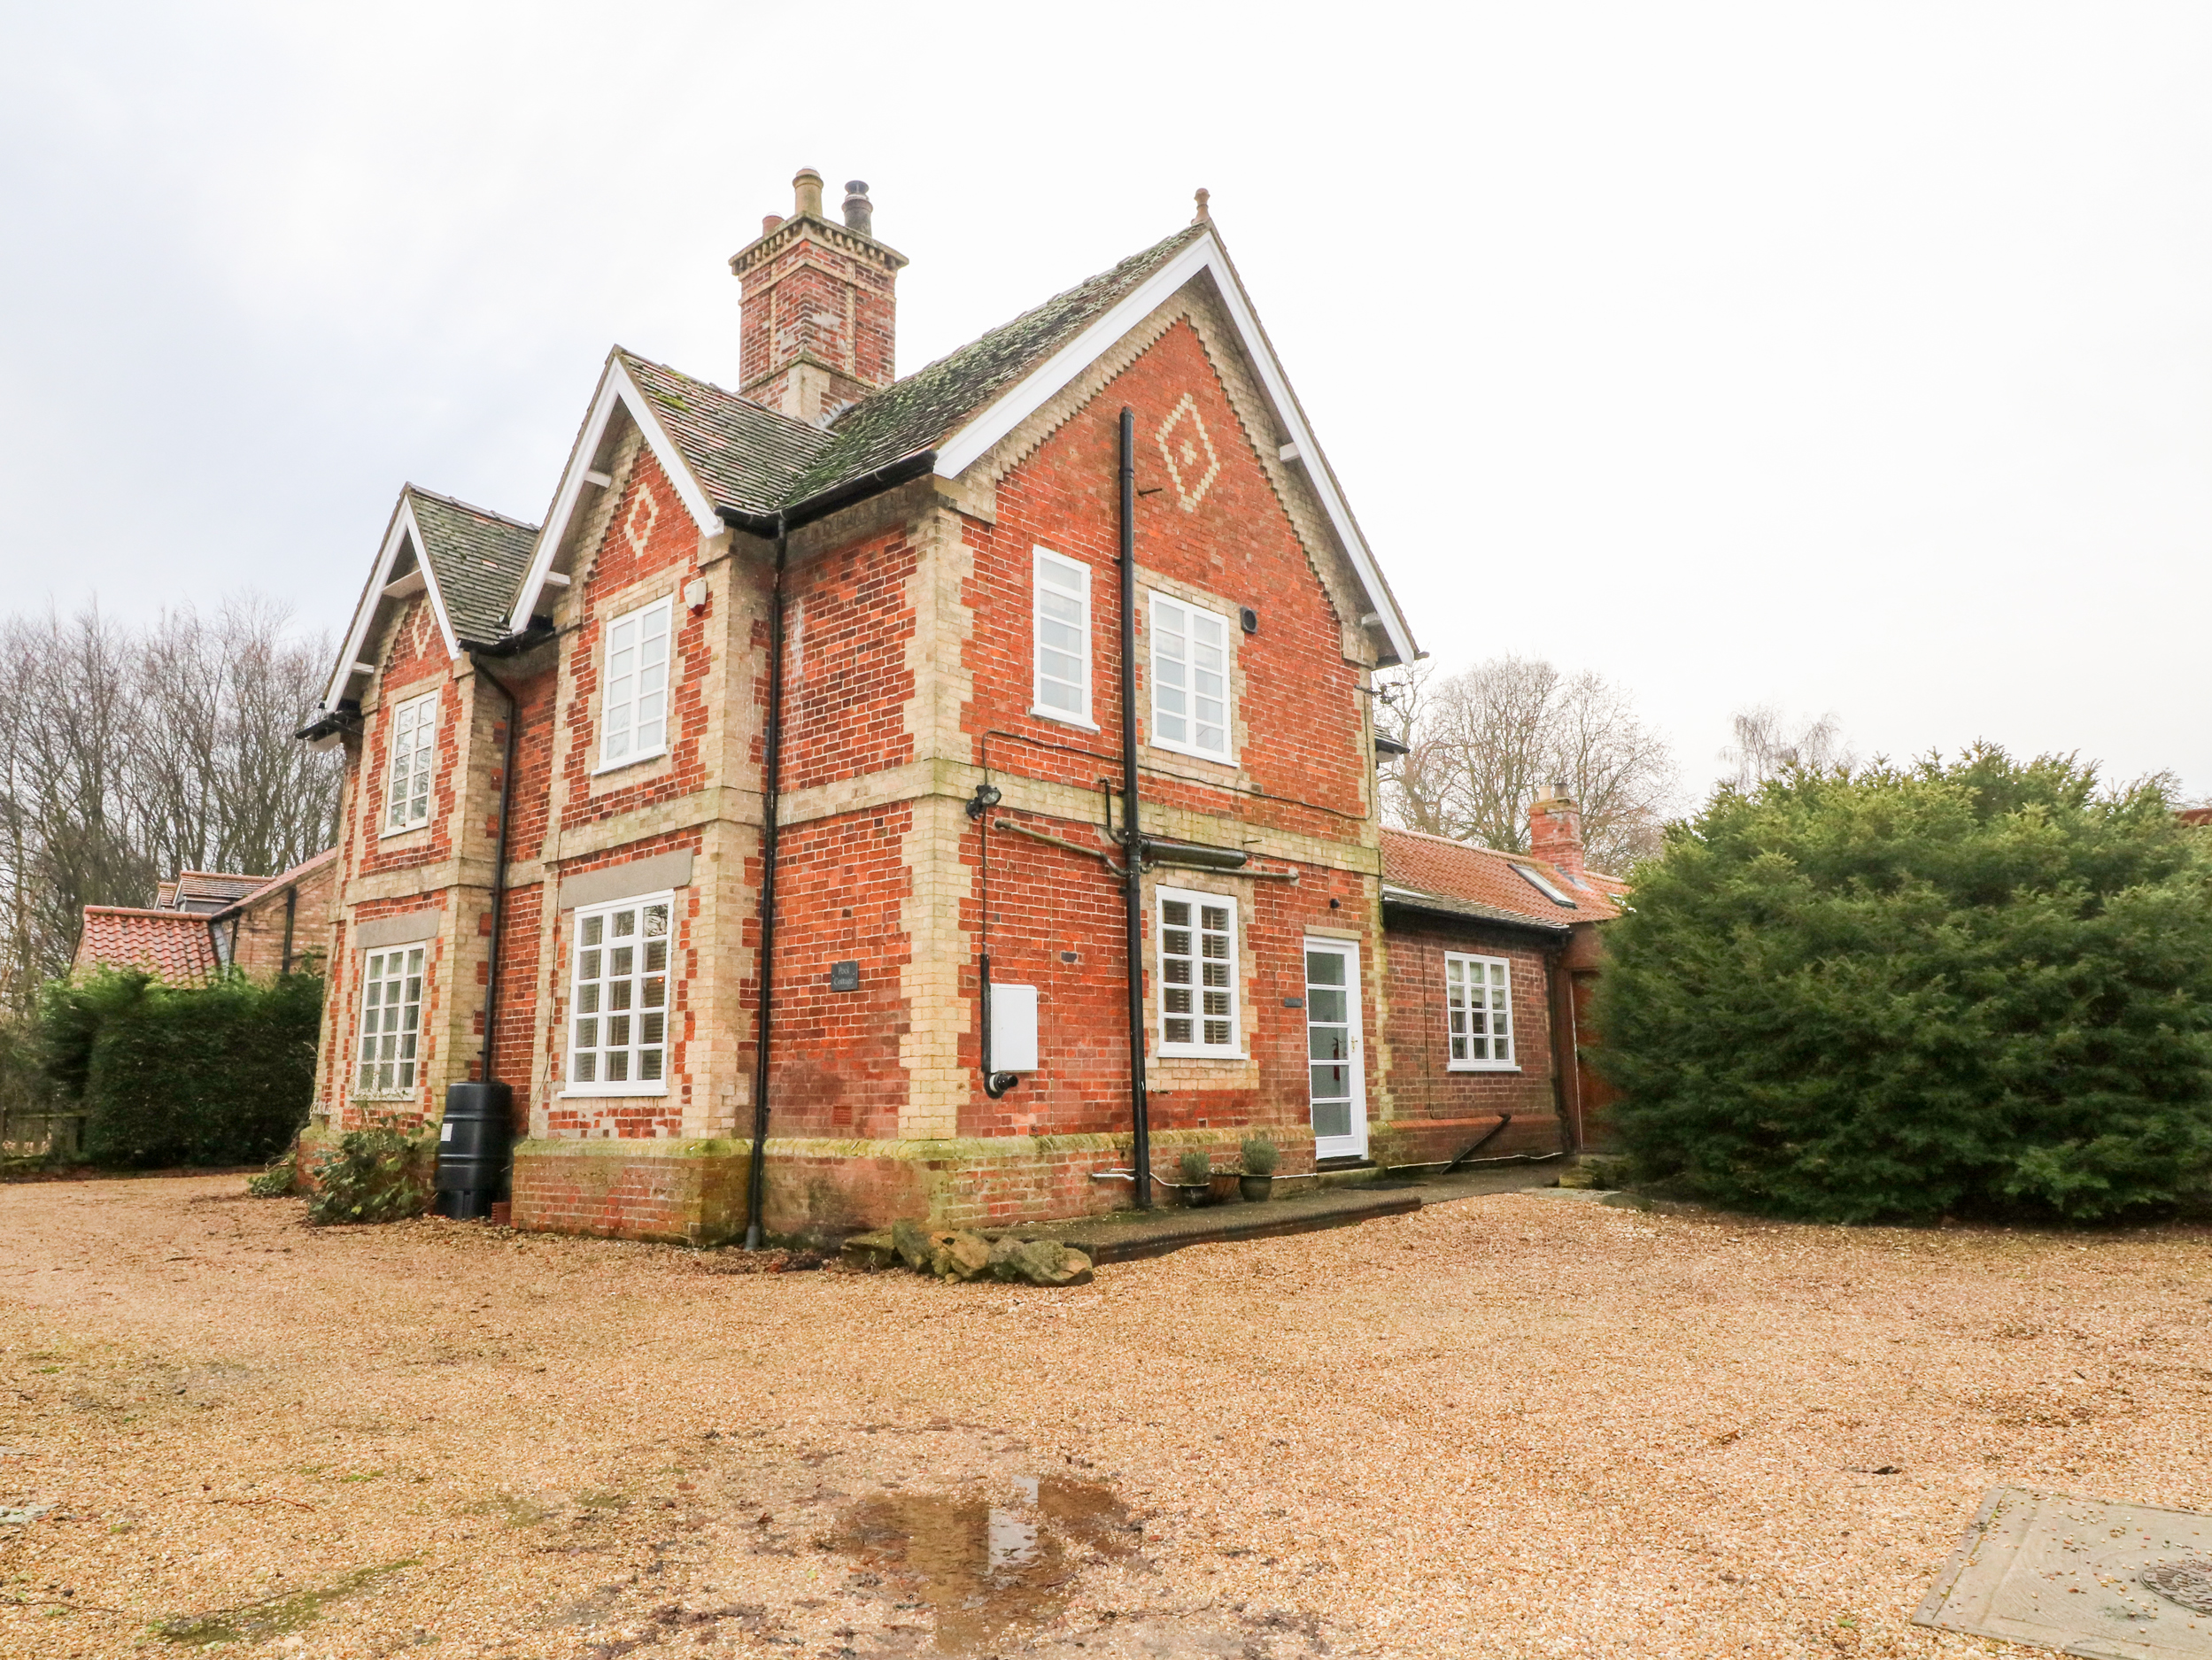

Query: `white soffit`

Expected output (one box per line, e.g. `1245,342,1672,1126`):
321,492,463,710
931,232,1419,666
506,354,723,635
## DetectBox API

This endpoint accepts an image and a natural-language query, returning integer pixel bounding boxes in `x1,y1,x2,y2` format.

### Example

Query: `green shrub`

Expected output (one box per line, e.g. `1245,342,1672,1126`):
246,1147,297,1198
1592,747,2212,1223
42,969,322,1169
1239,1135,1279,1176
305,1125,433,1225
1177,1147,1213,1185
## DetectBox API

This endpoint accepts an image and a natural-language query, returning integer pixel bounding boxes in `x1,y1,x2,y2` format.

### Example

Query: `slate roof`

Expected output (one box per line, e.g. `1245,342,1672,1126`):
228,846,339,912
75,908,219,984
407,488,541,645
1380,827,1626,933
785,222,1209,502
618,352,832,521
164,870,267,914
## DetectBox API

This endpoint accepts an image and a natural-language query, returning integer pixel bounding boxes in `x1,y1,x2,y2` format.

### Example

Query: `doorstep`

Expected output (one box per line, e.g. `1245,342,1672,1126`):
841,1183,1421,1270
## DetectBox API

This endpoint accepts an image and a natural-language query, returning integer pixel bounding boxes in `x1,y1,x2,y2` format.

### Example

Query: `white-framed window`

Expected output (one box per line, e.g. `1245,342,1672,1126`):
597,597,674,771
1446,953,1515,1069
1157,885,1240,1057
564,892,674,1094
1032,547,1093,727
382,691,438,833
355,946,424,1095
1148,593,1233,762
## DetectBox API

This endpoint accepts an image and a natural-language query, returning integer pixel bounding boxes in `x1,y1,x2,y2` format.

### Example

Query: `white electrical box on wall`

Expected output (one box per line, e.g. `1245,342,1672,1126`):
990,984,1039,1073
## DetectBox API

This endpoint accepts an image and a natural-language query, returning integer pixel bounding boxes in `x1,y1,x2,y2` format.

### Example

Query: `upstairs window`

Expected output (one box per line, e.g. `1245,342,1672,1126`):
1149,593,1232,762
1157,886,1239,1056
1032,548,1092,726
599,597,673,770
1445,953,1515,1069
566,892,673,1093
383,691,437,832
356,946,423,1095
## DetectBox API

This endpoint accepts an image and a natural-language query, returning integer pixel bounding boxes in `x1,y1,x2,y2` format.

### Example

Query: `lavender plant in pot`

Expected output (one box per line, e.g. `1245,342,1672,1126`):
1239,1136,1279,1202
1176,1147,1214,1207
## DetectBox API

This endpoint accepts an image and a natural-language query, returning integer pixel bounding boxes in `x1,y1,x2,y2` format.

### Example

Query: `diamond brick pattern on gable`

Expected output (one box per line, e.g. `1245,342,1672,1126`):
295,174,1618,1246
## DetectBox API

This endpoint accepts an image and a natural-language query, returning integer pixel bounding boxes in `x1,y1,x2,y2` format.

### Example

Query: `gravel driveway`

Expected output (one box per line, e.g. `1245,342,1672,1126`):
0,1176,2205,1658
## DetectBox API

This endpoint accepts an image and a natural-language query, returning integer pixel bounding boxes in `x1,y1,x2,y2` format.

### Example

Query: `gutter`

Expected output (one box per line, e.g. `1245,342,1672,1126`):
715,451,939,540
467,652,522,1085
744,515,790,1249
1118,408,1151,1209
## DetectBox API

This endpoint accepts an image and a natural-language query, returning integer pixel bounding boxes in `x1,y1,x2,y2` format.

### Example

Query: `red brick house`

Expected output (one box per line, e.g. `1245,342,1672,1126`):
75,851,339,984
298,171,1609,1244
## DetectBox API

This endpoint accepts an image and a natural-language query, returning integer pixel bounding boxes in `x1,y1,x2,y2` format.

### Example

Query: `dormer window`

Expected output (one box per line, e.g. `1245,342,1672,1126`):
383,691,438,833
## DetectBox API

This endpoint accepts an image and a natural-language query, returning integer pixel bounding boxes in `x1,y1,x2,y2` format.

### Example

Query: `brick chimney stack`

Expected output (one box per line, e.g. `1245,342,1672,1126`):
729,168,908,426
1528,779,1588,885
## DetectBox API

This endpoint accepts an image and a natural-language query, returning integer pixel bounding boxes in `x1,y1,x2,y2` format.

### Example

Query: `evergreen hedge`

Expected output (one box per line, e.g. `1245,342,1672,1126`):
1593,747,2212,1223
42,969,322,1169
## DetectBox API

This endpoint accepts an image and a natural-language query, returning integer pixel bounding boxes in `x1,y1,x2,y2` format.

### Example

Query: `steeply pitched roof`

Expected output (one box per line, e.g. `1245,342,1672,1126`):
407,488,540,645
786,223,1210,501
75,907,219,984
1381,827,1626,932
617,352,833,521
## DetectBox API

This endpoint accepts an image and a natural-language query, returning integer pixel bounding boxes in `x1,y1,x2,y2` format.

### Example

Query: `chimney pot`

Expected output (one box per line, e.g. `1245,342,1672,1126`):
1551,778,1568,799
761,213,785,235
793,168,824,219
841,181,873,236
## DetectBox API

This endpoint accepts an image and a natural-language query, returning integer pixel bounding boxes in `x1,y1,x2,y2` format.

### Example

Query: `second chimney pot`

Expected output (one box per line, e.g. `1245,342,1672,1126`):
793,168,824,219
841,181,873,236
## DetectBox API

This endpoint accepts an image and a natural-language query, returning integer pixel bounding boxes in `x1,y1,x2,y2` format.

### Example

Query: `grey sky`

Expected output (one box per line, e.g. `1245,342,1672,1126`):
4,2,2207,802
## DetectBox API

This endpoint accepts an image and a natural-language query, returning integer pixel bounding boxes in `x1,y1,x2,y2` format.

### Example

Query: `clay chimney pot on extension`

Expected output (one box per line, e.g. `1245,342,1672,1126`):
1528,784,1588,886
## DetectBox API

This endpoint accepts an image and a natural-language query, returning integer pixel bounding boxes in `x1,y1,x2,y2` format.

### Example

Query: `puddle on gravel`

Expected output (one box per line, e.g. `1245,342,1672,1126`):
829,1476,1138,1653
155,1559,417,1645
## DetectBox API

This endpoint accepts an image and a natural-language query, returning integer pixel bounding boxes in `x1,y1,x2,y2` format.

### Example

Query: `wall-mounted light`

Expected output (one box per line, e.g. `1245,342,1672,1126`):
966,782,1002,822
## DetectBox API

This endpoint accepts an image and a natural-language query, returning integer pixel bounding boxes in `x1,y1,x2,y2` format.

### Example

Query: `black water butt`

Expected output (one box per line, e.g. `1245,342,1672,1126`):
433,1081,513,1220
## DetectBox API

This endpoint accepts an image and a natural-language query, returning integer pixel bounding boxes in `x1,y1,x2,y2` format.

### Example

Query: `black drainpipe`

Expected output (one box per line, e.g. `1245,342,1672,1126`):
1118,407,1152,1208
473,658,519,1078
280,882,298,977
745,518,790,1250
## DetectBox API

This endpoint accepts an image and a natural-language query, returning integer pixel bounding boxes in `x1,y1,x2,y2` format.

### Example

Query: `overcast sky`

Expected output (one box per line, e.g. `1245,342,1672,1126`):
4,2,2207,804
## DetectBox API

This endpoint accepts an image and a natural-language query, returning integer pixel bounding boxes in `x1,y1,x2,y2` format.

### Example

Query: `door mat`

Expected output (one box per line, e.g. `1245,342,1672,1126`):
1914,1486,2212,1657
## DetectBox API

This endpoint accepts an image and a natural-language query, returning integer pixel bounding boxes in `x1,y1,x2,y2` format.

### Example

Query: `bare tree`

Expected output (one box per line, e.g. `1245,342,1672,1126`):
0,596,341,1004
1719,705,1856,791
1378,654,1679,871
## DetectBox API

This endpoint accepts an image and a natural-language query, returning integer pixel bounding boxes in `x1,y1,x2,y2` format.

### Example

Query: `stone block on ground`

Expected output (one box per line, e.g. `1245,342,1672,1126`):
890,1217,932,1271
927,1229,993,1280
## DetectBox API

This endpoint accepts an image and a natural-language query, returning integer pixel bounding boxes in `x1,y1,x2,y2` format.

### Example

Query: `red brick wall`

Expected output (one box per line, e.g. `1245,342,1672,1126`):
1382,917,1561,1140
766,807,914,1137
354,598,459,883
782,525,917,791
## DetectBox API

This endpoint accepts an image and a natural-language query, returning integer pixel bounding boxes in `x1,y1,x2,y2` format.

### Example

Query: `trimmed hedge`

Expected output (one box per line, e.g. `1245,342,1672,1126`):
43,969,321,1169
1593,747,2212,1224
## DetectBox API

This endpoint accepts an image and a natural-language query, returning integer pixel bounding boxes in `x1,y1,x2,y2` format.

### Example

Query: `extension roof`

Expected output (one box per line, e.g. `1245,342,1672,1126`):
74,907,220,984
162,870,267,914
1380,826,1627,934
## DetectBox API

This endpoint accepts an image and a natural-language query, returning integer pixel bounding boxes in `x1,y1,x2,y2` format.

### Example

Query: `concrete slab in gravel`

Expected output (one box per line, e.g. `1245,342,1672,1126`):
1914,1486,2212,1657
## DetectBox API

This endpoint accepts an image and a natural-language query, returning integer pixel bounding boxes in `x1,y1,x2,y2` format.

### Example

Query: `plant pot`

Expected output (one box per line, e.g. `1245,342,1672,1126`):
1239,1174,1272,1203
1208,1171,1241,1206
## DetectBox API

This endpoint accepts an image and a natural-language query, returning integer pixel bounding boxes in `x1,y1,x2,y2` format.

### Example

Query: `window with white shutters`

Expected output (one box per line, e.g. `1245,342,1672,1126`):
598,597,674,770
565,892,673,1094
383,692,437,832
355,946,424,1094
1445,953,1515,1069
1032,548,1092,725
1148,593,1233,761
1157,886,1239,1056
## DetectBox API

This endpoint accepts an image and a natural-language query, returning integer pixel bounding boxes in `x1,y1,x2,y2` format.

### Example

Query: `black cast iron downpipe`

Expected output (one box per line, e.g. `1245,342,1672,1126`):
745,521,790,1250
471,657,520,1082
1118,407,1152,1209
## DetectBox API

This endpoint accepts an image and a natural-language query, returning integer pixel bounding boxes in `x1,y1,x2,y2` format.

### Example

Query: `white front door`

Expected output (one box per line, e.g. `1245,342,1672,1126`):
1304,939,1367,1161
